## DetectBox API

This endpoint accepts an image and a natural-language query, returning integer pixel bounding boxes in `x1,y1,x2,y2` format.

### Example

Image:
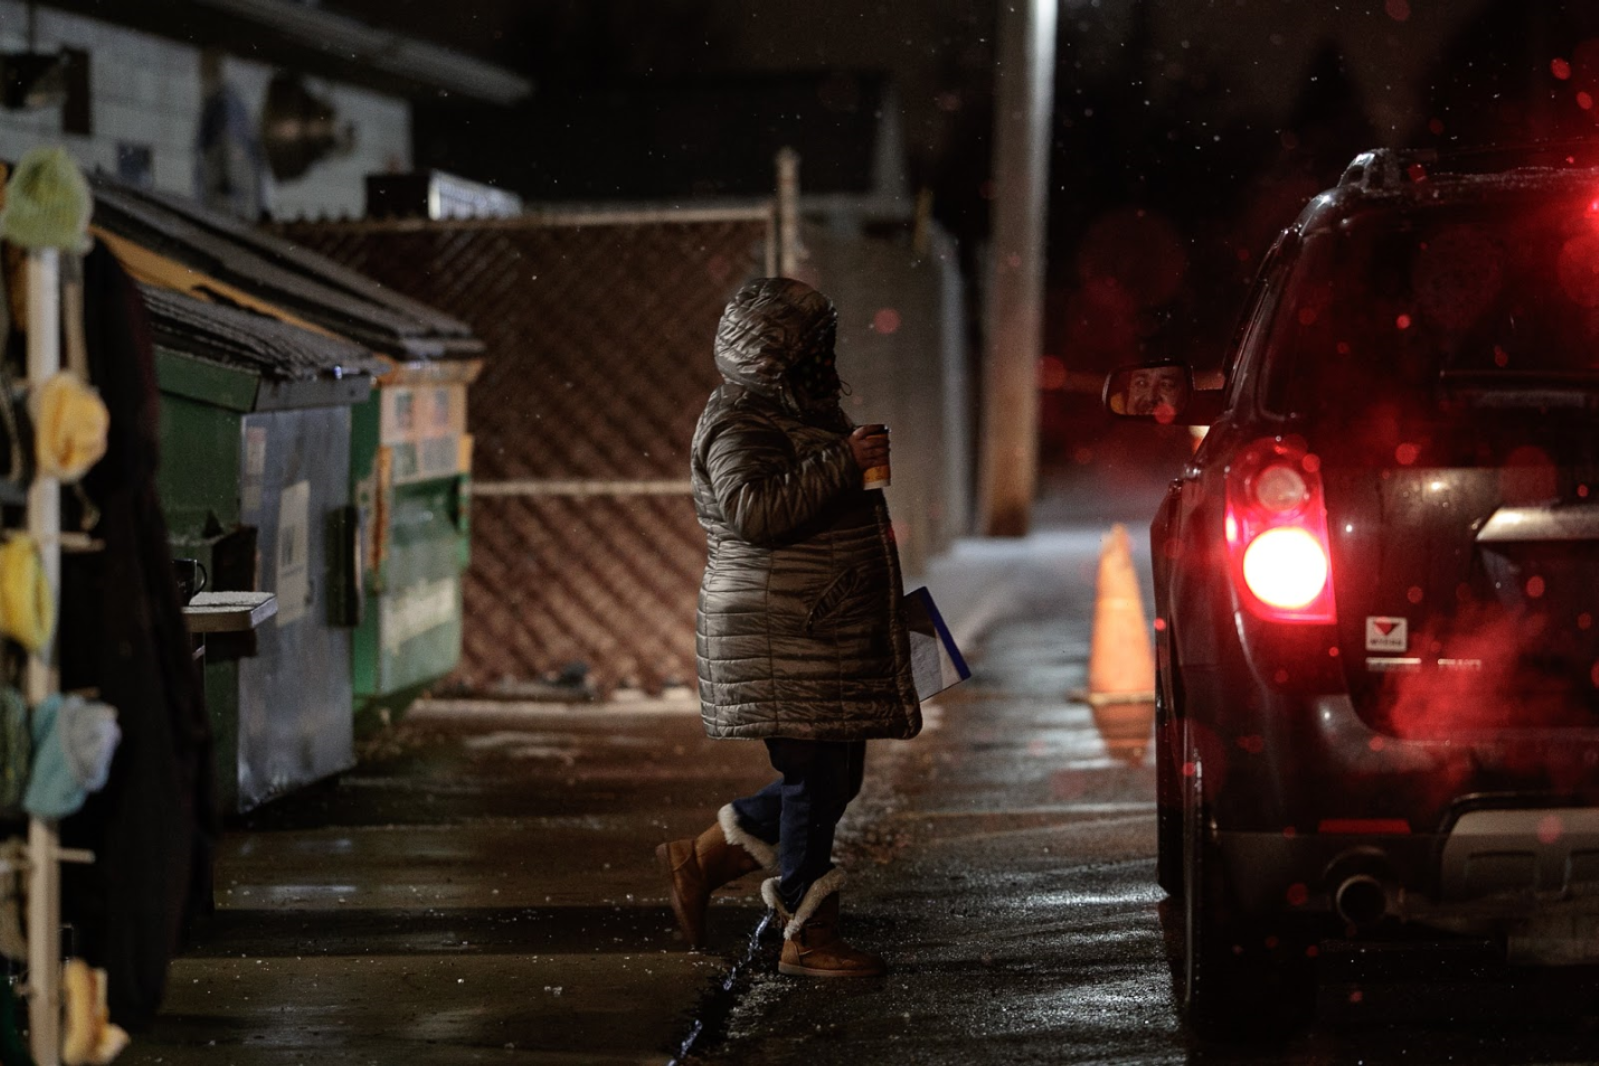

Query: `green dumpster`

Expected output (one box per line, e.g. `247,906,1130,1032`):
349,359,480,732
154,344,371,812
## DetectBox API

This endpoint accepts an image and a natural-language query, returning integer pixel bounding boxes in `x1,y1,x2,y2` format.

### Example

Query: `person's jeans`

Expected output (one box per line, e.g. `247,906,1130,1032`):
730,738,866,912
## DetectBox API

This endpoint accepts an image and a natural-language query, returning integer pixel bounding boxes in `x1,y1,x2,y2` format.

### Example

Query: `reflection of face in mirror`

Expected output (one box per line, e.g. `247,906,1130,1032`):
1126,365,1187,420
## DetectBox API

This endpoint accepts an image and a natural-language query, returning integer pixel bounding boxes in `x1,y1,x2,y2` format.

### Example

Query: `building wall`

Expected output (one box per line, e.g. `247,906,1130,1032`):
0,2,410,219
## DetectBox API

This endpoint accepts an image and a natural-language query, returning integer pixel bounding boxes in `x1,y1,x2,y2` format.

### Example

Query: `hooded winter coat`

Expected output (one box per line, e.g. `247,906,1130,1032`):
691,278,921,741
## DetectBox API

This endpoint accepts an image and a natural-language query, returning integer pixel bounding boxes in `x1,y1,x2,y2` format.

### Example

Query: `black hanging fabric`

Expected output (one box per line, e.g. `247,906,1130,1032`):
57,242,217,1030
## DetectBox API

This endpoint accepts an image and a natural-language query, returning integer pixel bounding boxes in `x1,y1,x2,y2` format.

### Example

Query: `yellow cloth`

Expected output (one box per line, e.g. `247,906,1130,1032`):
0,535,53,653
61,959,130,1066
31,371,108,483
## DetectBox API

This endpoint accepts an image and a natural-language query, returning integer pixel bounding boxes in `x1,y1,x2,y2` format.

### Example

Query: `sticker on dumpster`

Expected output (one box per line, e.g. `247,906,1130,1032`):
1365,616,1407,653
382,576,458,651
276,480,310,627
241,427,268,517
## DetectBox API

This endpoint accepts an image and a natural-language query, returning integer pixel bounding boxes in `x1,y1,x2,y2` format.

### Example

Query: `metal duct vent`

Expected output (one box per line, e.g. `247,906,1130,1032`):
261,72,355,182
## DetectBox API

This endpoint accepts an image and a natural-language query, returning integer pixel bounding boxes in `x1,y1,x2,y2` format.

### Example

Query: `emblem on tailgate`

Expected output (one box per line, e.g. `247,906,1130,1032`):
1365,616,1408,653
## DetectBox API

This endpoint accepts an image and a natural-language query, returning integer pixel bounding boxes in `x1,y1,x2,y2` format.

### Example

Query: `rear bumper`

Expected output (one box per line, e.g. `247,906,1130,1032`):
1220,807,1599,962
1180,669,1599,829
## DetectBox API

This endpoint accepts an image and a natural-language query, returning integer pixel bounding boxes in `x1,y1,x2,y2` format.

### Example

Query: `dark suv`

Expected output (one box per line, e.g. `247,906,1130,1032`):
1107,146,1599,1032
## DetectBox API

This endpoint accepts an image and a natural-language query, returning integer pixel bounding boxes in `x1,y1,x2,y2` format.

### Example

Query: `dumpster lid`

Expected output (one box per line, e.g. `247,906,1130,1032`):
91,176,482,360
141,283,385,383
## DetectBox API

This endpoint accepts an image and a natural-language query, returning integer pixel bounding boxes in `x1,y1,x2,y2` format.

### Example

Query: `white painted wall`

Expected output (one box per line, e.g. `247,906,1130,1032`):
0,2,410,219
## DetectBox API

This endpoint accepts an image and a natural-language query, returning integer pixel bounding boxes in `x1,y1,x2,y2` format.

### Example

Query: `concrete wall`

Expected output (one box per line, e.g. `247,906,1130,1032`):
0,2,410,219
805,221,971,582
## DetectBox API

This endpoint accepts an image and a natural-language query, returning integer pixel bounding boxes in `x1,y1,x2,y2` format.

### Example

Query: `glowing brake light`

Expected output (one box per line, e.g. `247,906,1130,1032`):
1225,439,1337,623
1243,527,1329,610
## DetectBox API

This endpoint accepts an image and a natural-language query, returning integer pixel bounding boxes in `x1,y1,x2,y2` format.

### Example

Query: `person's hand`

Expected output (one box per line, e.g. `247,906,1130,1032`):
848,425,889,471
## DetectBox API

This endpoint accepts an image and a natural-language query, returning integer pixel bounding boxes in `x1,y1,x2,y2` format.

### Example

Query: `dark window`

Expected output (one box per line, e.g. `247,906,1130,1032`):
1261,198,1599,436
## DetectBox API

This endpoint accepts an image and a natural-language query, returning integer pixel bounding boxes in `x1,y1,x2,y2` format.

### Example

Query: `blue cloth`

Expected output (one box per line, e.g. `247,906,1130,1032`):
194,83,272,220
24,694,120,819
731,738,866,911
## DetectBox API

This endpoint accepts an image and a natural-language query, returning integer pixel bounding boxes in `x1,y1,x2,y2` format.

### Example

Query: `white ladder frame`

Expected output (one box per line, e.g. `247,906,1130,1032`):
25,246,62,1066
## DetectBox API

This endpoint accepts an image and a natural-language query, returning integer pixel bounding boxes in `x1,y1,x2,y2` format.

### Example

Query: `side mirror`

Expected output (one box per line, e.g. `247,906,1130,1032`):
1103,362,1194,425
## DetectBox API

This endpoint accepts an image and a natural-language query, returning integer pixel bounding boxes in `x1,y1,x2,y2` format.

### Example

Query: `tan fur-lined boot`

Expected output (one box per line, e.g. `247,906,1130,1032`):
657,804,776,949
762,869,887,978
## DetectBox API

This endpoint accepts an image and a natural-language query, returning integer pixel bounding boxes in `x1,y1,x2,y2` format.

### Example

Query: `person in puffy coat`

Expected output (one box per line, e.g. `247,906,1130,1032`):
656,277,921,978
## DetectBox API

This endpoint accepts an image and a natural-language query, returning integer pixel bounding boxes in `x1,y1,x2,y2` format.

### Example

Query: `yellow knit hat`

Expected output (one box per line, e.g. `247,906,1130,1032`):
31,371,108,483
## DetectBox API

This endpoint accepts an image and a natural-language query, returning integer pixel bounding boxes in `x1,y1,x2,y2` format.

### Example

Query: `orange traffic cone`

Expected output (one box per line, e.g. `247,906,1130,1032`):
1087,524,1156,766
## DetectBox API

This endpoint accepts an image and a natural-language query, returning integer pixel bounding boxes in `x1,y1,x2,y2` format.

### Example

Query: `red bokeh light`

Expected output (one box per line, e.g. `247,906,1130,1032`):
1037,354,1066,390
1558,234,1599,306
1502,445,1558,504
873,308,902,335
1076,207,1188,307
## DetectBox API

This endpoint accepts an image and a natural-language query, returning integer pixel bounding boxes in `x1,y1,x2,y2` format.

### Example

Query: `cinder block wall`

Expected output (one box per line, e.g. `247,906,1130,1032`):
0,1,409,219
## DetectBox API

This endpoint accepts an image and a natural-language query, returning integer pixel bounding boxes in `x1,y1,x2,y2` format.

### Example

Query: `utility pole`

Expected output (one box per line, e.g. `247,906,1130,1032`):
775,147,798,277
978,0,1056,536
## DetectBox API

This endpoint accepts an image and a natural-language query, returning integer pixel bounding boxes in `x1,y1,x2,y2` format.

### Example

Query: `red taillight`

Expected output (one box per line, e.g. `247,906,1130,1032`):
1225,438,1336,623
1243,528,1329,609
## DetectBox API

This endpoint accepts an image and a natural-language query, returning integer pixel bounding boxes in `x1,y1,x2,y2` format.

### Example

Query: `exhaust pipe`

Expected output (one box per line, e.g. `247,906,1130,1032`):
1334,873,1391,929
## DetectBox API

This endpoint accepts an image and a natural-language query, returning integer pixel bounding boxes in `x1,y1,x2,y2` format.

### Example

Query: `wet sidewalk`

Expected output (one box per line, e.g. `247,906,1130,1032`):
692,526,1176,1064
122,694,779,1065
119,513,1170,1065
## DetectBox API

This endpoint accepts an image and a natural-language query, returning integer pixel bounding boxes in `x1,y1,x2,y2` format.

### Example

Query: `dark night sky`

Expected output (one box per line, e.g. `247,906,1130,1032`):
325,1,1599,274
324,0,1599,470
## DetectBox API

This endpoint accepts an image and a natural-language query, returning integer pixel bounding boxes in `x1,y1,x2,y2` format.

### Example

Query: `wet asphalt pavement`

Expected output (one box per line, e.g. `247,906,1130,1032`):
118,508,1599,1065
120,694,776,1065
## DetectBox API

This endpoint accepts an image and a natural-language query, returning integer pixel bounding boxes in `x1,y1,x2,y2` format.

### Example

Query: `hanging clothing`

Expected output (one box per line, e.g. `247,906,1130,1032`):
57,242,217,1031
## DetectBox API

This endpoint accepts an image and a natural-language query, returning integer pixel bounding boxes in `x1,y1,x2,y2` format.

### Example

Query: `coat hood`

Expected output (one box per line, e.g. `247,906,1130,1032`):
713,277,837,399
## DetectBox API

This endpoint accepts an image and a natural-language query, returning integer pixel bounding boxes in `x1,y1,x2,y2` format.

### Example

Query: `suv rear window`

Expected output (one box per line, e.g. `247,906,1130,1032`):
1261,196,1599,442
